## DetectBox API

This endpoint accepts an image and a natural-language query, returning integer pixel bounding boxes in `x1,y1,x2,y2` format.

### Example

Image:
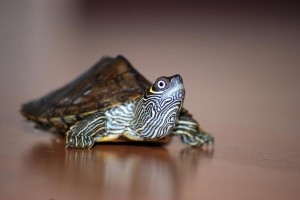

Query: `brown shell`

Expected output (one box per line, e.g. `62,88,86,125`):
21,55,152,131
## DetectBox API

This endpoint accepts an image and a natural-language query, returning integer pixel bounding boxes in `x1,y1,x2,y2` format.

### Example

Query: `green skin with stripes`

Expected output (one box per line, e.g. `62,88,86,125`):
66,75,214,148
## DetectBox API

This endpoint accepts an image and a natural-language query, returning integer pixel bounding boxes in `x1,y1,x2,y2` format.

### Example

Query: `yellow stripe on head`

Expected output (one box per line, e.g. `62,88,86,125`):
149,86,164,94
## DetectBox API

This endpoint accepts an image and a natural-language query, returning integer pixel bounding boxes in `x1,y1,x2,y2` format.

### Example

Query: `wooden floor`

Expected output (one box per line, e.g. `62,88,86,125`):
1,2,300,200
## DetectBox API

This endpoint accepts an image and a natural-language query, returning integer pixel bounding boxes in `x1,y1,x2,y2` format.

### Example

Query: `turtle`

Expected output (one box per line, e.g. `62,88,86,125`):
21,55,214,148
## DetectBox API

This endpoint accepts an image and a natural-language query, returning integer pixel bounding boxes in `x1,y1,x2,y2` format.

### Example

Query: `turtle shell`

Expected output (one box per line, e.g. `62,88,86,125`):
21,55,152,132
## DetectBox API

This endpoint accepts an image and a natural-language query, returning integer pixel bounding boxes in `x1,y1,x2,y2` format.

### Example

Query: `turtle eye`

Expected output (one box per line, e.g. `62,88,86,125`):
157,80,166,89
152,77,170,92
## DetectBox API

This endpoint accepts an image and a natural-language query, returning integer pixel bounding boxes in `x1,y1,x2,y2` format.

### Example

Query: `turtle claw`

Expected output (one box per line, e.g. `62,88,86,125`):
66,135,96,149
202,133,214,144
186,132,214,148
197,133,214,146
64,112,106,149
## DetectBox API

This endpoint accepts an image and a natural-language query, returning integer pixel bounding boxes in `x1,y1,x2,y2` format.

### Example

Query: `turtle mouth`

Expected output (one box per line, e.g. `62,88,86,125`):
163,75,185,99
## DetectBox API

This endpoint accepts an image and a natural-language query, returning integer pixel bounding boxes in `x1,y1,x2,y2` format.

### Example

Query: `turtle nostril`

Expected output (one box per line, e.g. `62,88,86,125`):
173,74,183,83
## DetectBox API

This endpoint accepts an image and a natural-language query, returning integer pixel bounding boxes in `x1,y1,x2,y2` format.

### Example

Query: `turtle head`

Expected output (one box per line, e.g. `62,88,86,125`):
132,74,185,139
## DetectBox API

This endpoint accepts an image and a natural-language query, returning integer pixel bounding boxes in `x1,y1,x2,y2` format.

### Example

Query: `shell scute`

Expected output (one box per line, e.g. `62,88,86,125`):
21,55,151,131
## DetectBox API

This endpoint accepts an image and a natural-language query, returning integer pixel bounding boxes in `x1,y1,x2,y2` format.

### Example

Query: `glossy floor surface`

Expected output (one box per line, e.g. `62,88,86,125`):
1,1,300,200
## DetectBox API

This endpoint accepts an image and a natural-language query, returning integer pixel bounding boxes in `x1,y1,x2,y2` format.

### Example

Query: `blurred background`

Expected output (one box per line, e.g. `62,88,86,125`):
0,0,300,199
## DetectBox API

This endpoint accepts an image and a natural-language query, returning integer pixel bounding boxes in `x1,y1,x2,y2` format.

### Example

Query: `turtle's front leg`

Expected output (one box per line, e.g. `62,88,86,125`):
173,110,214,147
66,112,106,148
